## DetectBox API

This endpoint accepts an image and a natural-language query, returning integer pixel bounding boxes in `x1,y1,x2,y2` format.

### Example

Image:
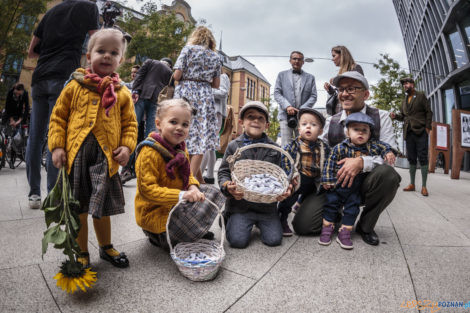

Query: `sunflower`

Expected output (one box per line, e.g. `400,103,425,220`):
54,260,97,294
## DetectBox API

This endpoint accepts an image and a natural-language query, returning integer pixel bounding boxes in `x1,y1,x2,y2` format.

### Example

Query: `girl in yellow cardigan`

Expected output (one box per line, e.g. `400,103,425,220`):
134,99,205,250
49,28,137,268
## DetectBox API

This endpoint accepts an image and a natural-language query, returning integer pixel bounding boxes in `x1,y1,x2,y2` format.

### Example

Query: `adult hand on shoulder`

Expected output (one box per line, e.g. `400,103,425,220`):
336,157,363,188
324,82,330,91
226,181,244,200
52,148,66,169
113,146,131,166
389,112,396,119
183,185,205,202
384,152,396,166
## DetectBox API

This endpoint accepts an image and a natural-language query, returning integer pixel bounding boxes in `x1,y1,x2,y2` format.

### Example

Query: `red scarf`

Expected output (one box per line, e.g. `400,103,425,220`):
83,68,121,116
150,132,191,189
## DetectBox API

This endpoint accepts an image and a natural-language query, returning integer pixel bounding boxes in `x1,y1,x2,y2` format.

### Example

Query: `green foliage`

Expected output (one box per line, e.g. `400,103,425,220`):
118,4,194,81
370,53,408,152
41,167,81,261
0,0,51,98
264,97,280,142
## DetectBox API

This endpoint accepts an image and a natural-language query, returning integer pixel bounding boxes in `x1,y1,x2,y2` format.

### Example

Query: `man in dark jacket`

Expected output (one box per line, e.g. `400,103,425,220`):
121,58,173,183
391,77,433,196
4,83,29,128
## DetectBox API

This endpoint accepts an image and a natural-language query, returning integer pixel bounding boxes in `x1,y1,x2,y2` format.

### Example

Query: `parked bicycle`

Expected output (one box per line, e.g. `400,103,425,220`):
0,123,29,169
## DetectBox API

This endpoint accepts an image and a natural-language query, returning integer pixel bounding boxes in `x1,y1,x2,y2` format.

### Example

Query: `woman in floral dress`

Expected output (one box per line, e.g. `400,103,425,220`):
173,26,221,183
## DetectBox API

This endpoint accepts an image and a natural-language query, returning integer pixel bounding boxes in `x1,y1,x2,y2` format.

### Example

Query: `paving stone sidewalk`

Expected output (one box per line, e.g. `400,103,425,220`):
1,164,469,313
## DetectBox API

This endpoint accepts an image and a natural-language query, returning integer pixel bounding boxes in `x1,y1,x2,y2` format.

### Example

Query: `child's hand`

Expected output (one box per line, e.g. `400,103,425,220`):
322,184,333,190
113,146,131,166
226,181,244,200
183,185,205,202
52,148,66,169
276,183,293,201
384,152,396,166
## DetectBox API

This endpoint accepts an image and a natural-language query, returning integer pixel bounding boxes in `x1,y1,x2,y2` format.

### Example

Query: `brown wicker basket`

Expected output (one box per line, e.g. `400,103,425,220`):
226,143,297,203
166,199,225,282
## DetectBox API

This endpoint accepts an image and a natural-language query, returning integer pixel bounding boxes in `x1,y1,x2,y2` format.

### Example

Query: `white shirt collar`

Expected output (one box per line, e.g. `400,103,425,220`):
339,105,367,123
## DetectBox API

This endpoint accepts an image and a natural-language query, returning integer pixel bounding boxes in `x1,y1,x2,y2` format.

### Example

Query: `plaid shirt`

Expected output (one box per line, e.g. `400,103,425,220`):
281,137,330,178
322,138,392,185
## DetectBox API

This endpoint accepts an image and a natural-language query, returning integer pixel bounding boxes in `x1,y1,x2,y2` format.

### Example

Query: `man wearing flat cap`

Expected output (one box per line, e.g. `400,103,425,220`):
292,71,401,246
390,77,432,196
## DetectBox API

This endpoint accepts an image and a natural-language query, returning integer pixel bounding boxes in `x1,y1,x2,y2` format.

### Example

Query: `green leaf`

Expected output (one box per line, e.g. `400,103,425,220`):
41,178,62,211
44,205,62,228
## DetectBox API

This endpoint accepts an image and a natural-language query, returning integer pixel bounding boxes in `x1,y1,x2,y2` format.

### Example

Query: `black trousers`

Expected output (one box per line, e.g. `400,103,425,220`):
278,174,316,221
406,131,428,166
292,165,401,235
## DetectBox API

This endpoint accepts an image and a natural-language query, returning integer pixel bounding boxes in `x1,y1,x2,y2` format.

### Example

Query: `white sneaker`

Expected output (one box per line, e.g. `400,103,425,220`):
29,195,41,209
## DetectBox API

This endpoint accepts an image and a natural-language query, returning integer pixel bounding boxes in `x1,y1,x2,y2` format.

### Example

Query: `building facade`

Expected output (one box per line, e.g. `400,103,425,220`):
219,52,271,135
393,0,470,170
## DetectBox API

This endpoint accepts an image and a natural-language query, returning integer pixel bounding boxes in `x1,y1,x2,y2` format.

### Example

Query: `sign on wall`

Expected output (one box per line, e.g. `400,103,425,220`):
461,113,470,148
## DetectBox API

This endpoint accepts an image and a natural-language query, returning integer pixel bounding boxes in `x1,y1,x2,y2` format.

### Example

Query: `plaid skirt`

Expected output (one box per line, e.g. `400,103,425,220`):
69,133,125,218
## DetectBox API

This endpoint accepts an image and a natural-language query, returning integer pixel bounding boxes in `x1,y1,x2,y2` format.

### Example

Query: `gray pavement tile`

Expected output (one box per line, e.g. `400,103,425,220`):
403,246,470,302
227,232,416,313
0,264,60,313
0,218,66,270
0,197,23,221
386,187,470,247
40,240,255,313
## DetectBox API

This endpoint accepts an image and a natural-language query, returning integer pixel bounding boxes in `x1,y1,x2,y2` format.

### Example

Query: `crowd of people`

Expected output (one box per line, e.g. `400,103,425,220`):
3,0,434,276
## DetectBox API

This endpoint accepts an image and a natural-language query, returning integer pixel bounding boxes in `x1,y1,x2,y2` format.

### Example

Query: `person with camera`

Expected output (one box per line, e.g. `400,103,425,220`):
274,51,317,148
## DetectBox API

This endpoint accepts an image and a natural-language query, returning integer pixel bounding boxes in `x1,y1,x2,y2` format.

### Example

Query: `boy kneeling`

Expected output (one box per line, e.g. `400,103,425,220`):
218,101,292,248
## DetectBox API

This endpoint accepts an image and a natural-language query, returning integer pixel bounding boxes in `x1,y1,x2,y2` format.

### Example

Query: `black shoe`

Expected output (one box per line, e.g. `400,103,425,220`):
356,225,379,246
203,177,215,184
99,244,129,268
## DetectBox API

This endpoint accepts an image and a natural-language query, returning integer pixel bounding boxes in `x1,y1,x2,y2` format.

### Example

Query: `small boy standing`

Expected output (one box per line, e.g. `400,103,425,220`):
319,112,395,249
279,108,329,236
218,101,292,249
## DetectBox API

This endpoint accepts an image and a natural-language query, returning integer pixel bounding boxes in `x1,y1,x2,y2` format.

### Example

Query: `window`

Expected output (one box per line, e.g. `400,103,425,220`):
2,54,23,74
459,80,470,110
16,15,35,34
246,77,256,100
444,88,454,124
460,15,470,54
447,28,468,69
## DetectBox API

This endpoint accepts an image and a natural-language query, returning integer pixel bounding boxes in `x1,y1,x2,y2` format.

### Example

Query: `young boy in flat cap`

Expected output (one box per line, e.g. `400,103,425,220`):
218,101,292,249
319,112,394,249
279,108,330,236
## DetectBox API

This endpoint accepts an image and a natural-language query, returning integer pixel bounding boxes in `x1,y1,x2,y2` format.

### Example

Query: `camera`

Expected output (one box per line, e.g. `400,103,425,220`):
287,115,298,128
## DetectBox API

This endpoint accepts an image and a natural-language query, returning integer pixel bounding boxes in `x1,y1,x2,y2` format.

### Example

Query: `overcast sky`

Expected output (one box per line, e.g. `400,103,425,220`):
126,0,408,107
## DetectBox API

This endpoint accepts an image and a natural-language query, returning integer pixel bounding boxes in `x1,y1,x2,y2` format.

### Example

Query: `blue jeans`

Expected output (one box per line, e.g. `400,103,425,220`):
226,211,282,248
26,79,64,197
123,98,156,173
135,98,157,137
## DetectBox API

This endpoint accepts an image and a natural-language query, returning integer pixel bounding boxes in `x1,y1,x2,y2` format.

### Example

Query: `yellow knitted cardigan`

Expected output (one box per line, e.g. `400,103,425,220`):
134,145,199,234
48,74,138,177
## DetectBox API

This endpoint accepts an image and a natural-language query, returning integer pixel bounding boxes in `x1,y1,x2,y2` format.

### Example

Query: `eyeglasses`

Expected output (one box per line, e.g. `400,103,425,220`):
337,86,364,94
291,57,304,61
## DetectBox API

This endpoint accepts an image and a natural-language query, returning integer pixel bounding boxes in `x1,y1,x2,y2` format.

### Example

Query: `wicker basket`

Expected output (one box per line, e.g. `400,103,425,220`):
226,143,297,203
166,199,225,282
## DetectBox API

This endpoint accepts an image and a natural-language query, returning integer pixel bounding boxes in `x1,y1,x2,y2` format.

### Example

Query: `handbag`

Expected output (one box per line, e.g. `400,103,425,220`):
157,75,174,104
326,90,338,116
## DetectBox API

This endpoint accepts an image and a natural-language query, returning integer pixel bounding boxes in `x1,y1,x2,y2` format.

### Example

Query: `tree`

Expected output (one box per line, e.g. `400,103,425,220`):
117,2,194,81
0,0,51,96
264,97,280,142
370,53,409,153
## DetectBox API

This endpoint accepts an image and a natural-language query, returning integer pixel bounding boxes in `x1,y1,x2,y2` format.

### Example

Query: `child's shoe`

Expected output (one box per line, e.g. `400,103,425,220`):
281,220,293,237
336,228,353,250
318,224,334,245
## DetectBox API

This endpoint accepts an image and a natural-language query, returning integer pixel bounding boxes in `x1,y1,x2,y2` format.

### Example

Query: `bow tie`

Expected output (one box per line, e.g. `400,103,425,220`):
293,70,301,75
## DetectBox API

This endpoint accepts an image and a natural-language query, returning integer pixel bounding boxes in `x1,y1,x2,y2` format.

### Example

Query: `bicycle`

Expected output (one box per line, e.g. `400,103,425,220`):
1,123,28,169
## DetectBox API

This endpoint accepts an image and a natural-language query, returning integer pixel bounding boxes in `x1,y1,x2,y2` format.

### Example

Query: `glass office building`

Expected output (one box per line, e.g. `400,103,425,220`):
393,0,470,170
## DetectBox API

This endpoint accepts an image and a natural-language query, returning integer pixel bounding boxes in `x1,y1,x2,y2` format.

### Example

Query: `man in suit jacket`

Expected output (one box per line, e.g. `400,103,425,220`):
121,58,172,184
391,77,433,196
274,51,317,147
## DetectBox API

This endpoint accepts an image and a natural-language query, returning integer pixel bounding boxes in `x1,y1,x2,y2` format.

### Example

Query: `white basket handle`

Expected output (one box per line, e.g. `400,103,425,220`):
165,198,225,254
226,143,297,181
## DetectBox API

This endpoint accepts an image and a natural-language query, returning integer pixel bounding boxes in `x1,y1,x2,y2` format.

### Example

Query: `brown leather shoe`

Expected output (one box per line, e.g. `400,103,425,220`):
421,187,429,196
403,184,415,191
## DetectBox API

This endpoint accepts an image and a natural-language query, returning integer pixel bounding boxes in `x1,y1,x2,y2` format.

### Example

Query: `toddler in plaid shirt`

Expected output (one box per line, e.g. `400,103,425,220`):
279,108,329,236
319,112,394,249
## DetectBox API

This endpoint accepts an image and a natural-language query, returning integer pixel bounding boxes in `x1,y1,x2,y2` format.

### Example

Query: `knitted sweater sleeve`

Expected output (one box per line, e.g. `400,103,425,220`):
136,146,180,206
48,81,75,151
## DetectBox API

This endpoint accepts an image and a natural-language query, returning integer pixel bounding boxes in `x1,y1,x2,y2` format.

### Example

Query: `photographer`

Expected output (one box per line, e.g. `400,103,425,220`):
274,51,317,147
